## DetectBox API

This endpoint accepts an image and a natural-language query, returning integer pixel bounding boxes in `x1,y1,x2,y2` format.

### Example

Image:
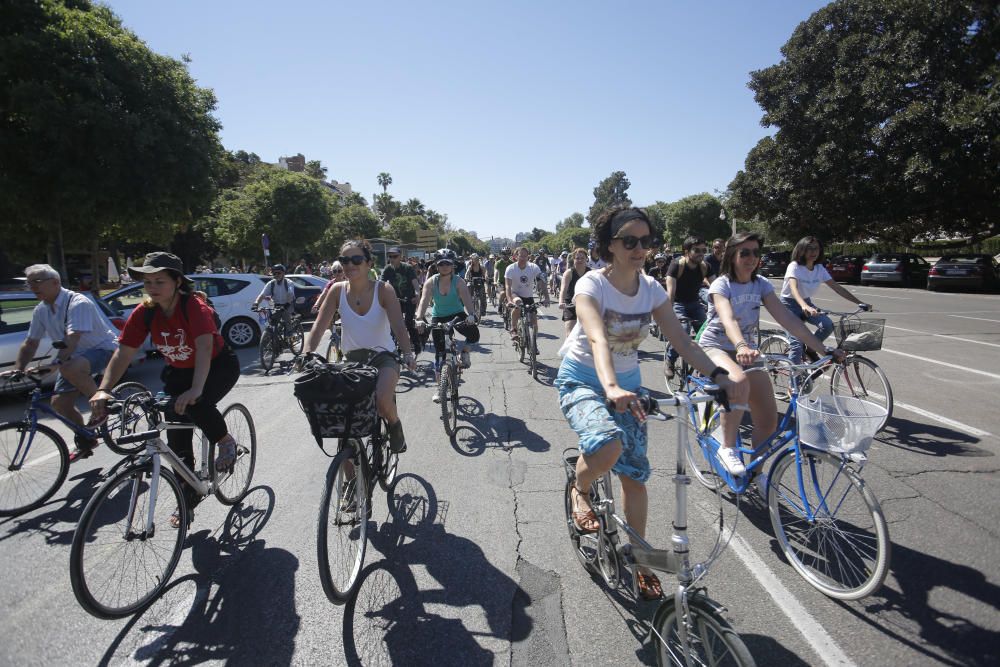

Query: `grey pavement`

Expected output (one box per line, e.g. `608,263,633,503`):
1,282,998,665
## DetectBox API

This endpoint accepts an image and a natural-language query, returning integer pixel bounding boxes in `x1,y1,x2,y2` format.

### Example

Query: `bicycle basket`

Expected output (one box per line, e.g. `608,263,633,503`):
796,395,887,454
294,362,378,444
835,318,885,351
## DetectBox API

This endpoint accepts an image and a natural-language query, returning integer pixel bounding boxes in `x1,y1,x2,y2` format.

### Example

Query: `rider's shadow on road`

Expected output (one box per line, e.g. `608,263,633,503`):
450,398,550,457
98,485,301,667
876,415,993,458
344,473,530,666
0,467,106,544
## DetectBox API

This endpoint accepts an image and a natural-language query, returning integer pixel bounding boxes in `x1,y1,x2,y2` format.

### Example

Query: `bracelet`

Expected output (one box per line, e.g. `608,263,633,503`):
710,367,729,381
735,341,749,350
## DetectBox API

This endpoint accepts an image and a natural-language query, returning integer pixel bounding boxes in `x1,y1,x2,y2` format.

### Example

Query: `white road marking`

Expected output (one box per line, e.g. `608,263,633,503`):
849,291,911,300
882,324,1000,349
878,348,1000,380
890,400,994,439
726,531,858,667
947,314,1000,324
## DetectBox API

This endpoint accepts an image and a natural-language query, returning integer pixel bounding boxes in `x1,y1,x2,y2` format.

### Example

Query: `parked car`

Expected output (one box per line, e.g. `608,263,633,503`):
927,254,1000,292
0,291,141,395
827,255,868,284
283,274,328,317
758,251,791,278
860,253,931,287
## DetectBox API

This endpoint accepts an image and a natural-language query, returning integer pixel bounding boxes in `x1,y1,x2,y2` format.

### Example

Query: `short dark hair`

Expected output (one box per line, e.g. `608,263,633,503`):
682,236,706,253
721,231,764,279
791,236,824,265
591,206,657,262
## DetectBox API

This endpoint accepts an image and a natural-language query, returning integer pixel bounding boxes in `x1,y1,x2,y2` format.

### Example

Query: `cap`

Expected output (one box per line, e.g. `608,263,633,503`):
469,253,480,259
127,252,191,284
387,246,401,254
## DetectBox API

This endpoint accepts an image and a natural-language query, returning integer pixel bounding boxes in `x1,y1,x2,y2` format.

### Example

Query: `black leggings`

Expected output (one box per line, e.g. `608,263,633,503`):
161,347,241,473
431,314,479,368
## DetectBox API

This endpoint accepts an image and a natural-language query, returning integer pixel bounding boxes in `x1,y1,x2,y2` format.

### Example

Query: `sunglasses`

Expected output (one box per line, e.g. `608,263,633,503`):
436,260,454,267
692,247,708,254
337,255,367,265
613,235,656,250
738,248,762,258
331,269,344,274
388,254,400,258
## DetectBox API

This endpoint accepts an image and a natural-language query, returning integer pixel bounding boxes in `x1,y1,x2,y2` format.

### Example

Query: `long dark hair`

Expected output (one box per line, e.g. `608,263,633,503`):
791,236,824,266
721,232,764,280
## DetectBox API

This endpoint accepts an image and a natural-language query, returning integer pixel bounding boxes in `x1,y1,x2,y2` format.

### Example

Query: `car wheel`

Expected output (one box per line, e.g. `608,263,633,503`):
223,317,260,348
860,280,870,287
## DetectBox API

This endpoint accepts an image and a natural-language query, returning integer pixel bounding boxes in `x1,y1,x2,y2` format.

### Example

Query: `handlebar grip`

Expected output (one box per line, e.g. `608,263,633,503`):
604,395,658,414
705,384,730,412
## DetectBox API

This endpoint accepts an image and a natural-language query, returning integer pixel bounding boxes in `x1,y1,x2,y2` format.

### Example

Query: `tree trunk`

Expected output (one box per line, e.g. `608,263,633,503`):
46,221,68,281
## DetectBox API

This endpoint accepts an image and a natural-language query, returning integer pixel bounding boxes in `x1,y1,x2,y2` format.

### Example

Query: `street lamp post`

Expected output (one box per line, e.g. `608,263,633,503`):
720,208,735,237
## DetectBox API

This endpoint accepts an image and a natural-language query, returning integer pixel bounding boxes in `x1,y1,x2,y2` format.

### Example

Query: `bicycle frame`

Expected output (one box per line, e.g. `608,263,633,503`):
8,385,98,468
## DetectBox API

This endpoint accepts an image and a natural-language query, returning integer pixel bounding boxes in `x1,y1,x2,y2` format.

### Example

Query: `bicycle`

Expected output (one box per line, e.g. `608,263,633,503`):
563,388,755,666
664,316,698,393
682,357,891,600
758,306,891,432
469,277,488,320
325,318,344,363
487,280,497,308
255,303,304,372
512,302,539,379
424,317,464,438
298,355,399,604
0,367,149,517
69,392,257,618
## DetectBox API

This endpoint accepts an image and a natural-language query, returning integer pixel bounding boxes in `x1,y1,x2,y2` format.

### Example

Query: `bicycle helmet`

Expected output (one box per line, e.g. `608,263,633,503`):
434,248,457,264
272,264,286,273
654,253,667,262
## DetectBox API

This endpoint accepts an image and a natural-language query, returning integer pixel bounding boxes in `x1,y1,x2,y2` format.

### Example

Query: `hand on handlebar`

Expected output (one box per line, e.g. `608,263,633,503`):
466,314,477,326
859,303,873,312
0,369,25,381
829,347,847,363
416,320,427,333
89,389,115,419
802,305,820,318
606,386,646,422
735,344,759,367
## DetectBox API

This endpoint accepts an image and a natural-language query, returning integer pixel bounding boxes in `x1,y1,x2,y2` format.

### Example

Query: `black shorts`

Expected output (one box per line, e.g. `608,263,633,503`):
516,296,535,306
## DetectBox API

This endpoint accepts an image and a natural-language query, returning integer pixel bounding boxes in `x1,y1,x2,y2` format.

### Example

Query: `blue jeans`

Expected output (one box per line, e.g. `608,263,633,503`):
780,297,833,364
666,300,706,364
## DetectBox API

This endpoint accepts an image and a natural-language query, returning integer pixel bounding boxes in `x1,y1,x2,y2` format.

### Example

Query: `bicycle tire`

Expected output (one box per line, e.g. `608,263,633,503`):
828,355,893,432
759,334,793,400
317,445,369,604
259,330,276,371
653,594,756,667
289,320,305,355
684,402,726,491
673,360,693,394
767,448,890,600
70,462,187,618
596,521,622,589
212,403,258,505
563,476,598,574
528,323,537,379
374,418,398,491
0,421,69,517
101,381,153,453
440,365,458,437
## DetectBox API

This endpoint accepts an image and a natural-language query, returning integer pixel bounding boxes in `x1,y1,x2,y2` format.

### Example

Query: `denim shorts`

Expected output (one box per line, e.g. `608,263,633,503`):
554,357,651,482
55,347,114,394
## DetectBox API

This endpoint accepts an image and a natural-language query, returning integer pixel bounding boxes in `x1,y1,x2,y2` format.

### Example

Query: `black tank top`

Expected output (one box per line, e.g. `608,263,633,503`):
567,268,586,299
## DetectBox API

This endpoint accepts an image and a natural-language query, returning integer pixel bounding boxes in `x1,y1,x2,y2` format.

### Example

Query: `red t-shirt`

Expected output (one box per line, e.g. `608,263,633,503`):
119,297,224,368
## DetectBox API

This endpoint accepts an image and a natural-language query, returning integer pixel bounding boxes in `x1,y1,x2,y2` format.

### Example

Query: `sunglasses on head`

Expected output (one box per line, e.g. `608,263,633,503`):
613,235,656,250
337,255,367,265
738,248,762,258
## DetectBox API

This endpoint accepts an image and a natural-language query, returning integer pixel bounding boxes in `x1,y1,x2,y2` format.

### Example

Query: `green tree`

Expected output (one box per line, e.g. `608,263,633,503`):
377,172,392,194
729,0,999,245
312,205,381,258
556,212,585,233
386,215,426,243
374,192,400,223
587,171,632,225
401,198,426,217
305,160,328,180
655,194,730,248
529,227,549,243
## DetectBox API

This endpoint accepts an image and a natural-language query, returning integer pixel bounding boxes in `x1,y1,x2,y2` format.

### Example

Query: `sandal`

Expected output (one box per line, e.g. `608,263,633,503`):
636,572,663,601
570,485,599,534
169,507,193,529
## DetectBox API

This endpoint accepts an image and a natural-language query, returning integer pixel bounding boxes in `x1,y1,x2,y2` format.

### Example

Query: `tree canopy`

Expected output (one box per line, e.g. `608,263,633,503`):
728,0,999,245
587,171,632,225
650,194,731,247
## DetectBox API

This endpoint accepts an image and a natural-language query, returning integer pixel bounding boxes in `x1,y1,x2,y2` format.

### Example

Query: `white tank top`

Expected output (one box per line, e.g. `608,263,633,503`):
338,282,395,354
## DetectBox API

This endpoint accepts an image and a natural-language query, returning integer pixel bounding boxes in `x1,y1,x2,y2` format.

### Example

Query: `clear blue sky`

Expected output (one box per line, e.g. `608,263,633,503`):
104,0,829,240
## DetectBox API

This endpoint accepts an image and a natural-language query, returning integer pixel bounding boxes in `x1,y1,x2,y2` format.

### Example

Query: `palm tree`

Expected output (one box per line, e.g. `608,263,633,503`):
377,172,392,194
402,198,426,217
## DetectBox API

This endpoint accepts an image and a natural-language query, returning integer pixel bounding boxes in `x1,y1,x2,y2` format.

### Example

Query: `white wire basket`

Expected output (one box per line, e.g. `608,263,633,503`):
796,395,887,454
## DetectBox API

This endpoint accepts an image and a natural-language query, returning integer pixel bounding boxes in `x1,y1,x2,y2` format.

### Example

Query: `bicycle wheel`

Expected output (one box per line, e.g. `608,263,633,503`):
0,422,69,517
653,595,756,667
317,445,369,604
373,418,398,491
212,403,258,505
70,462,187,618
563,477,597,573
767,448,890,600
596,523,622,588
478,293,487,319
289,320,305,355
829,356,892,432
673,360,692,394
759,334,792,400
685,435,725,492
440,365,458,437
101,381,153,453
259,330,276,371
517,321,526,364
528,323,537,379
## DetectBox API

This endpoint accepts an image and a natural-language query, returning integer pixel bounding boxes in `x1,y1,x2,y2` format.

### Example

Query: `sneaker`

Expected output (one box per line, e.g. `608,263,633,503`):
432,392,441,404
717,447,746,476
69,435,99,463
215,439,237,472
460,350,471,368
664,360,676,380
388,420,407,453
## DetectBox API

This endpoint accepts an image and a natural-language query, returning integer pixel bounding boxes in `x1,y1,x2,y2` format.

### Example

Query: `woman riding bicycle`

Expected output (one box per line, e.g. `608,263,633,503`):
556,207,738,600
558,247,589,338
699,232,845,476
415,249,479,401
304,240,415,453
89,252,241,527
780,236,870,364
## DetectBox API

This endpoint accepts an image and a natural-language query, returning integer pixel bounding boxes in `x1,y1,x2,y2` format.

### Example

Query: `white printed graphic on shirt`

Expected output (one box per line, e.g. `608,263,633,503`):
605,309,651,357
156,328,193,363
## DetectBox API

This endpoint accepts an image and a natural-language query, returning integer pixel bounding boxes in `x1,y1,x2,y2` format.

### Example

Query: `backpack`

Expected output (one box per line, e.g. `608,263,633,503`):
143,292,223,334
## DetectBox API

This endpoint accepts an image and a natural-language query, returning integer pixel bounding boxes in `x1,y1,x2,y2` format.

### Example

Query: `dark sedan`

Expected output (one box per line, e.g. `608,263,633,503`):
860,253,930,287
927,255,1000,292
827,255,867,284
284,274,328,317
758,251,791,278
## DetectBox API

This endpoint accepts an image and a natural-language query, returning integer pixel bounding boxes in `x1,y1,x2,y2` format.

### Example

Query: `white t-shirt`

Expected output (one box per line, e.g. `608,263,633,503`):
505,262,542,298
27,288,118,354
559,271,668,374
780,261,832,301
259,278,296,305
700,275,775,351
549,257,562,274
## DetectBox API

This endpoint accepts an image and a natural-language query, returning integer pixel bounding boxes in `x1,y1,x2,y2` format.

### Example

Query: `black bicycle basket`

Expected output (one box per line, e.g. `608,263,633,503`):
294,361,378,449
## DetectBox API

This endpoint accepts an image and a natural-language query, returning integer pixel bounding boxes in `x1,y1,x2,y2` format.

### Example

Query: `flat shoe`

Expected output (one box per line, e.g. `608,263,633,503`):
636,572,663,601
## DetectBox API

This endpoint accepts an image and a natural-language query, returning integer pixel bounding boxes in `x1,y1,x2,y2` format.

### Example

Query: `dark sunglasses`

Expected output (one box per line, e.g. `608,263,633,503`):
738,248,762,258
388,253,400,258
436,260,454,267
337,255,367,265
331,269,344,274
692,247,708,254
613,235,656,250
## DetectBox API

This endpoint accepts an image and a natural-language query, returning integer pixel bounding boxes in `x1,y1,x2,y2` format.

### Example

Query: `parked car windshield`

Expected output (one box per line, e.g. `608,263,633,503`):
872,254,906,263
939,255,988,264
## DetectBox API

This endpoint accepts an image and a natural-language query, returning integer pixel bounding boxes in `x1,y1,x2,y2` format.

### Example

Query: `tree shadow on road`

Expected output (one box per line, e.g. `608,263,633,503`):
342,473,530,665
875,415,993,458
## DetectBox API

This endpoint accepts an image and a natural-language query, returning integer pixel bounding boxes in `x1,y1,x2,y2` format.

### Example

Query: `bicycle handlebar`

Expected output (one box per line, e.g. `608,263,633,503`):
605,383,730,416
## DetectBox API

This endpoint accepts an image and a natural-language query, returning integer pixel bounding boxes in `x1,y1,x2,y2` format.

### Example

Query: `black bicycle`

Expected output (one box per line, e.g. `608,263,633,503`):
255,303,304,372
512,302,539,379
469,277,487,320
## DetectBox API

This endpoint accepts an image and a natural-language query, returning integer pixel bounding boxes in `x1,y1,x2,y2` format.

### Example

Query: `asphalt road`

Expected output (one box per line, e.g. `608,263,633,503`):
1,281,998,666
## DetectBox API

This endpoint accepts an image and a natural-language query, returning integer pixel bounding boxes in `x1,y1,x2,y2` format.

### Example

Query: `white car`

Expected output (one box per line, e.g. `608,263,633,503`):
103,273,306,348
0,291,141,395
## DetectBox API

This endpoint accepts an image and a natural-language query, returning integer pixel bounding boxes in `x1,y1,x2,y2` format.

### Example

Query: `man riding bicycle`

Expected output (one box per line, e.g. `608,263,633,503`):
253,264,296,333
380,246,422,356
663,236,716,380
505,247,546,344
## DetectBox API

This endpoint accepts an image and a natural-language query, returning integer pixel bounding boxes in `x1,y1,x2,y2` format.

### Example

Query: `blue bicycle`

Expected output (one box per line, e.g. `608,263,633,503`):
0,368,148,517
680,355,891,600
